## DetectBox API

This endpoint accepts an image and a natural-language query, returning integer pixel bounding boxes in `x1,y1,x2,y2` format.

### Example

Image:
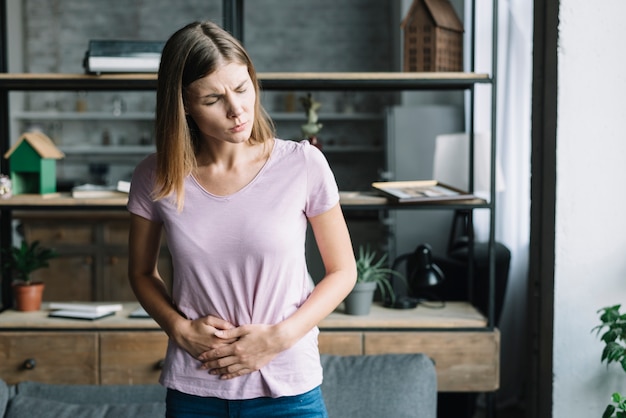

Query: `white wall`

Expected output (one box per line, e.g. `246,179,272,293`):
554,0,626,416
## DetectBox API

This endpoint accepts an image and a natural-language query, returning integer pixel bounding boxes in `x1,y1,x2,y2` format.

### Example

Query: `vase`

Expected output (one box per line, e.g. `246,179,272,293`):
343,281,377,315
12,282,45,311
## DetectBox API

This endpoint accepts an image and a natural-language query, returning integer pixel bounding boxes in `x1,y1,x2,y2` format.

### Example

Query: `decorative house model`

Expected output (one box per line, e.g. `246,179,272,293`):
3,131,65,195
401,0,464,72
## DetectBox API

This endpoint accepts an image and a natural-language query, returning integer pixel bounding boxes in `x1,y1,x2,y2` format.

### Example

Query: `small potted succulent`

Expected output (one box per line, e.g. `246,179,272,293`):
343,245,405,315
3,240,57,311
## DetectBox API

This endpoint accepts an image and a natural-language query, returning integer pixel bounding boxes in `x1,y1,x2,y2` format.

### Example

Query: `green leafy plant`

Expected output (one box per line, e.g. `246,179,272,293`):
355,245,405,304
2,240,58,285
593,304,626,418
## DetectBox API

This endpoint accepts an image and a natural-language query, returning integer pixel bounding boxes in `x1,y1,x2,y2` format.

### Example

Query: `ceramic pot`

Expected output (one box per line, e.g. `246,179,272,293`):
343,281,377,315
12,282,45,311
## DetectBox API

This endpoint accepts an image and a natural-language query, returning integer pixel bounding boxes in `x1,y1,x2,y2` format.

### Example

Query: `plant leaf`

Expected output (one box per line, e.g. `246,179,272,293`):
603,404,615,418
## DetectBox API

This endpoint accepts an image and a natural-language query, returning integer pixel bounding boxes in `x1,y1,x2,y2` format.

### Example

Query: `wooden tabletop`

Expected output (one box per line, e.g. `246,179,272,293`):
0,301,487,330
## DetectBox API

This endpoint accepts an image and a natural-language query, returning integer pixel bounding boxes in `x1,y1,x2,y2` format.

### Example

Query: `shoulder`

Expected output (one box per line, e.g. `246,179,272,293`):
273,138,320,160
133,153,157,176
130,153,157,189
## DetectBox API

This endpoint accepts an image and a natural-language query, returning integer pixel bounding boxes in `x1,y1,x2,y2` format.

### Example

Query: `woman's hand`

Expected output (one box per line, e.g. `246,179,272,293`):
174,315,238,359
197,323,291,380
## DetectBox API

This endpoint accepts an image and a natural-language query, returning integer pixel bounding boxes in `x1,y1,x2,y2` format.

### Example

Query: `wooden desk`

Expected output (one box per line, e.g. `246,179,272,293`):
0,302,499,391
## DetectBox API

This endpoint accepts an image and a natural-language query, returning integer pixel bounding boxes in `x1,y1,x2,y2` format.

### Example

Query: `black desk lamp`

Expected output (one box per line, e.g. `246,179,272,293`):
389,243,445,309
410,244,445,291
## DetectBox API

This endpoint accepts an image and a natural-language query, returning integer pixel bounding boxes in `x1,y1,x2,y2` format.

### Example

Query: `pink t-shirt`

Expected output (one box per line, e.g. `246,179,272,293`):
127,138,339,399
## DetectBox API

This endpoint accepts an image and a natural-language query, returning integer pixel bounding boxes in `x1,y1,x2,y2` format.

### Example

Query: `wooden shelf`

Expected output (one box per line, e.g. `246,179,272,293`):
0,191,489,211
0,72,491,91
0,301,487,331
0,193,128,209
323,302,488,330
12,111,156,121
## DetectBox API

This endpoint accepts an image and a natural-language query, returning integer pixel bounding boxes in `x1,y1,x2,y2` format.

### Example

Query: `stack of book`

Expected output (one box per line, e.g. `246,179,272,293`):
83,39,165,74
48,302,123,320
71,180,130,198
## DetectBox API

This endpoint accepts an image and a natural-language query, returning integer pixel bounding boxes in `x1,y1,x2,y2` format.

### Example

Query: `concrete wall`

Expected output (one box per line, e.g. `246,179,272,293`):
554,0,626,416
16,0,395,190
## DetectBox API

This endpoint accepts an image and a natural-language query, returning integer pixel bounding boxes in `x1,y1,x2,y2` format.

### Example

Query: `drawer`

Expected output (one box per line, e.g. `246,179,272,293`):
103,220,131,245
100,331,169,384
22,223,93,245
364,330,500,392
0,332,98,384
318,332,363,355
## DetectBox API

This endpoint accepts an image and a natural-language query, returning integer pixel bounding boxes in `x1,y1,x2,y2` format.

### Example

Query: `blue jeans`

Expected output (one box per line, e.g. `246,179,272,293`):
165,386,329,418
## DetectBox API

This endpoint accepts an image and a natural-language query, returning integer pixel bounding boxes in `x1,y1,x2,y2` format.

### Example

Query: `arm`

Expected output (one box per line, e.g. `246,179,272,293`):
128,213,236,358
278,203,357,339
201,203,356,378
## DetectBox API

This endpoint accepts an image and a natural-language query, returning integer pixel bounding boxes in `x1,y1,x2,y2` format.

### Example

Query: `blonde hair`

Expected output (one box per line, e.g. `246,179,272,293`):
154,20,274,210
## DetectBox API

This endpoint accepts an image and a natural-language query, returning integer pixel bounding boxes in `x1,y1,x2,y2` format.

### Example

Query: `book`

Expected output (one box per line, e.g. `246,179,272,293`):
116,180,131,193
83,39,165,74
339,191,388,206
48,301,123,314
71,184,128,198
48,309,117,321
129,306,151,318
371,180,475,203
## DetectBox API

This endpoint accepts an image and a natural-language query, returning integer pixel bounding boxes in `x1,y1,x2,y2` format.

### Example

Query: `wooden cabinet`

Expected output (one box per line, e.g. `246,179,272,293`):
0,306,168,385
0,303,499,392
0,331,98,384
0,330,168,386
318,332,363,356
14,211,172,302
364,331,499,392
320,303,500,393
100,332,168,385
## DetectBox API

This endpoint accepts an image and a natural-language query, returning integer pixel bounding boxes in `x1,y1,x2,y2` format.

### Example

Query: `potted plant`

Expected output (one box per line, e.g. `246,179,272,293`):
3,240,57,311
344,245,405,316
593,304,626,417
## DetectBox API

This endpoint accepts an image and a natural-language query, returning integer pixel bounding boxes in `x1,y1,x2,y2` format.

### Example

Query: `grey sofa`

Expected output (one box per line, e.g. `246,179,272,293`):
0,353,437,418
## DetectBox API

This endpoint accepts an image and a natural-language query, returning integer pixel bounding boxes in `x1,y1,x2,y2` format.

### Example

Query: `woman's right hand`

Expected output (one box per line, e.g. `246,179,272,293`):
175,315,238,359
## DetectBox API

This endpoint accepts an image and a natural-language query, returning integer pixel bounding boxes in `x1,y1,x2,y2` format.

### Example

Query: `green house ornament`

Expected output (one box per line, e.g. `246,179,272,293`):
3,131,65,195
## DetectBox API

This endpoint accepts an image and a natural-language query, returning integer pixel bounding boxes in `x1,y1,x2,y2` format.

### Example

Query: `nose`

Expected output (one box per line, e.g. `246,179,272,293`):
226,93,243,119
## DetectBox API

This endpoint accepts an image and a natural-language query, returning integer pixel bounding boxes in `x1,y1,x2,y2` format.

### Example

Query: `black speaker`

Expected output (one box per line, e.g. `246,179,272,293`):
433,241,511,325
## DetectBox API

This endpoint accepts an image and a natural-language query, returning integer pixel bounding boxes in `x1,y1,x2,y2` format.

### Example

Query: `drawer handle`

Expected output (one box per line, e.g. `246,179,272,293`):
22,358,37,370
155,359,165,370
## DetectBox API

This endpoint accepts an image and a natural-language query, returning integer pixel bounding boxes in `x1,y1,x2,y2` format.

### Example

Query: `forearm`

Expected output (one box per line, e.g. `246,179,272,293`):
276,268,356,350
273,203,358,349
129,272,187,340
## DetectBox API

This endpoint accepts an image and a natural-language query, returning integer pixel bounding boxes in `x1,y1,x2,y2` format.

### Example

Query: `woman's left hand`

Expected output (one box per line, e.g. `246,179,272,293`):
197,323,291,379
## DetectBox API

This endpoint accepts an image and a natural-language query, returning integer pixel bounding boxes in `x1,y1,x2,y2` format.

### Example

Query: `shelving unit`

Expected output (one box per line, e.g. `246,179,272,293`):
0,1,499,414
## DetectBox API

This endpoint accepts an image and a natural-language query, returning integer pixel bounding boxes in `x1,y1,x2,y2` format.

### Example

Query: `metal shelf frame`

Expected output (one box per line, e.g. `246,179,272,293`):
0,1,498,415
0,0,498,356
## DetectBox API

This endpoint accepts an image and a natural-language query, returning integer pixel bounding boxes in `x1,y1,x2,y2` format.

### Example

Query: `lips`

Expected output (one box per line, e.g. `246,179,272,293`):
230,121,247,133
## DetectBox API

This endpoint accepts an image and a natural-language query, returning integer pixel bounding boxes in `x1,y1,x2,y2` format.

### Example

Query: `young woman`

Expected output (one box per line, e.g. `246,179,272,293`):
127,20,356,417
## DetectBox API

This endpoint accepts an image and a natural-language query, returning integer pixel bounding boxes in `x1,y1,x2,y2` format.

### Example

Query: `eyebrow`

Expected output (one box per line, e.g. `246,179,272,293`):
200,79,249,100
